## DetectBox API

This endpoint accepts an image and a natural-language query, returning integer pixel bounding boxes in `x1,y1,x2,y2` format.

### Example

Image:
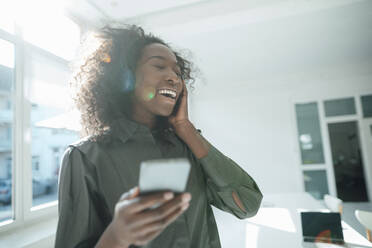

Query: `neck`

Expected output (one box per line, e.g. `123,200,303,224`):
130,99,157,130
123,95,169,130
131,111,156,129
131,108,169,131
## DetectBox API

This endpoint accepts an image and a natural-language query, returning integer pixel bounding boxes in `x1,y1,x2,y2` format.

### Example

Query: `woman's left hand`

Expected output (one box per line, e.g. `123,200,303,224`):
168,82,192,134
168,82,209,158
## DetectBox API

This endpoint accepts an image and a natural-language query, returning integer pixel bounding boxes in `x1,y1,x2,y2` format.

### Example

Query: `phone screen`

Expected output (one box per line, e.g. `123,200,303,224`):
139,158,191,195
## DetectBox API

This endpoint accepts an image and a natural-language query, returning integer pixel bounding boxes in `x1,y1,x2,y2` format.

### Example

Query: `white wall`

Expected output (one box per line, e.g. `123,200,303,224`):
188,60,372,194
191,88,300,193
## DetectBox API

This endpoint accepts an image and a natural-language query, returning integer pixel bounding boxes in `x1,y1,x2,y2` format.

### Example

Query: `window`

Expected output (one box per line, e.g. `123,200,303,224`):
0,2,16,34
6,99,11,110
303,170,329,200
0,5,80,231
0,39,14,223
295,102,325,164
32,156,40,171
296,95,371,202
324,97,356,117
26,49,79,207
19,2,80,61
6,126,11,140
361,95,372,118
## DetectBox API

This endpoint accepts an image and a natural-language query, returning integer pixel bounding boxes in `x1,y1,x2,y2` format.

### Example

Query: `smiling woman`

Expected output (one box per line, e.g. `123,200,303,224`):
56,25,262,248
131,43,185,123
70,26,194,142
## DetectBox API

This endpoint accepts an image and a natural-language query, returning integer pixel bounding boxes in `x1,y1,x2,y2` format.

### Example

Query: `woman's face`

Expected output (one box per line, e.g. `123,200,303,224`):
132,43,183,119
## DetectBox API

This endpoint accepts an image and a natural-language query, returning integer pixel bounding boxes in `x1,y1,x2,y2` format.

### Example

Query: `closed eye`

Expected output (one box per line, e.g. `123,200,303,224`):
154,64,181,78
153,64,165,70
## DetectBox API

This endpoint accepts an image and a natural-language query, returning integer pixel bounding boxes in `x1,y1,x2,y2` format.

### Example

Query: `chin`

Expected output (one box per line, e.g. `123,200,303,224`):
155,106,174,117
157,110,173,117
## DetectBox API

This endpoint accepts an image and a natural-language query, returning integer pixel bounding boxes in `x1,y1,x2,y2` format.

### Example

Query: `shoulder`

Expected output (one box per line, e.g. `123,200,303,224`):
64,135,119,169
60,136,97,168
70,135,97,149
68,136,106,158
59,139,99,193
60,137,101,178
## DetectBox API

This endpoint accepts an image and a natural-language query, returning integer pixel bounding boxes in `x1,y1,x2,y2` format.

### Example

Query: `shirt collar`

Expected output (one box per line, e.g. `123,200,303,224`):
112,115,176,145
112,115,139,144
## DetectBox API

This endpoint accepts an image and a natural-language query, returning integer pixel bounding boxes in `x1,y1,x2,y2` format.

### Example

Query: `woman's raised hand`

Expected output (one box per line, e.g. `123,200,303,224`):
96,187,191,248
168,81,190,129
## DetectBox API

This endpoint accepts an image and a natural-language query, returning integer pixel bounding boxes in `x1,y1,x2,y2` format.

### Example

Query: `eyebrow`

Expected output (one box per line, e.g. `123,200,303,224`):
145,55,166,62
145,56,179,68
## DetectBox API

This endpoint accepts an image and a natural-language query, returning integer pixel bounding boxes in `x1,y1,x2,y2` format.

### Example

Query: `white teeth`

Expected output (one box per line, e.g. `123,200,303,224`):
158,89,176,98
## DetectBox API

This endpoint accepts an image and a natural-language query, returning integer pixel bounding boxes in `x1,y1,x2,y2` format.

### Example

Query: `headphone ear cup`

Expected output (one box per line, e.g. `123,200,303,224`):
122,68,135,92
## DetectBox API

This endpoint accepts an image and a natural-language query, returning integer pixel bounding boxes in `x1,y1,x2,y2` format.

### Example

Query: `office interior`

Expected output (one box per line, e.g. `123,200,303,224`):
0,0,372,247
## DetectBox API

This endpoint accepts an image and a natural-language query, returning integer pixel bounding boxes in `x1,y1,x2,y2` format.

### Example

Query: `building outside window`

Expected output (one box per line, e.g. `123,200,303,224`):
0,38,14,222
0,3,80,228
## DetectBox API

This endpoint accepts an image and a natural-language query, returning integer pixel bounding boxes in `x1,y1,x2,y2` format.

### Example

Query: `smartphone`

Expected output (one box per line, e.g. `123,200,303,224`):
171,83,184,116
139,158,191,195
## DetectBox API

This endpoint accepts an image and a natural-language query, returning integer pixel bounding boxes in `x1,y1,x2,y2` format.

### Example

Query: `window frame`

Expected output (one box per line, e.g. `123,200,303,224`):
0,26,22,232
292,91,372,202
0,22,75,233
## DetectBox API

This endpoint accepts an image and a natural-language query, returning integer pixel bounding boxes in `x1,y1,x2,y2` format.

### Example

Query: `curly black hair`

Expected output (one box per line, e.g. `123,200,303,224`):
70,25,196,143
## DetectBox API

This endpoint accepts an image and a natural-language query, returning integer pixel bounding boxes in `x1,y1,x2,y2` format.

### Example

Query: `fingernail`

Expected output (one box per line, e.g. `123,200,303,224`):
182,193,191,203
164,192,174,200
181,203,189,211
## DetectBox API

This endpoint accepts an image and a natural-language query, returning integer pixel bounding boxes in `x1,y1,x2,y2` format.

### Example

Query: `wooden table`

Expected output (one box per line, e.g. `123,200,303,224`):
213,192,372,248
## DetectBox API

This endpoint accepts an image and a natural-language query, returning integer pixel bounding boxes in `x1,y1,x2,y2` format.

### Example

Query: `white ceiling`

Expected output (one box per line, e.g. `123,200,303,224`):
65,0,281,27
168,0,372,85
87,0,209,19
65,0,372,87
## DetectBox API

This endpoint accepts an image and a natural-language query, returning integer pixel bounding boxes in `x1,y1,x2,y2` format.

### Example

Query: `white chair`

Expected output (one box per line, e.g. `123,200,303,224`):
355,210,372,242
323,194,343,214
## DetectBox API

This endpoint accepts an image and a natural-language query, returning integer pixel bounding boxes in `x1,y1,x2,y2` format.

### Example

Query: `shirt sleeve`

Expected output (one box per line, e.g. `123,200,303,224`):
55,146,109,248
198,145,263,219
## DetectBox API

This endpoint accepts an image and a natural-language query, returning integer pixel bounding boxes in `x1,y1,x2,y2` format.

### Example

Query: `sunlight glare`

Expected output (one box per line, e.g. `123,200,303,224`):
147,92,155,100
35,109,81,131
0,40,14,68
143,87,156,101
14,0,80,61
248,207,297,233
30,79,73,109
245,224,259,248
0,3,16,33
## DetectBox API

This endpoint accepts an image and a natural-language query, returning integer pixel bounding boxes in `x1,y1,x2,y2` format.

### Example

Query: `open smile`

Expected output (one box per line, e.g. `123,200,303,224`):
157,88,177,100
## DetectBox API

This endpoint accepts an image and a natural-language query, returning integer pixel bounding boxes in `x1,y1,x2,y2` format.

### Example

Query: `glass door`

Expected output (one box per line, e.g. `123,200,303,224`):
295,102,329,199
327,121,368,201
360,118,372,202
295,95,372,202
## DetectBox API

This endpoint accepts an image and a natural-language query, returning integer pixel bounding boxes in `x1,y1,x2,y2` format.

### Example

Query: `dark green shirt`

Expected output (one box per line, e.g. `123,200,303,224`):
55,116,262,248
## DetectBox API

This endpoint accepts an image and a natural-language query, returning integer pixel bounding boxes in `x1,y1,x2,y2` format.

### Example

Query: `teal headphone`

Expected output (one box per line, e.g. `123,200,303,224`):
121,58,135,92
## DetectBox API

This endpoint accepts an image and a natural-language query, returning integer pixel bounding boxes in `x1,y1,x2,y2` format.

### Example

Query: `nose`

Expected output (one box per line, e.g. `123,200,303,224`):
166,70,181,87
